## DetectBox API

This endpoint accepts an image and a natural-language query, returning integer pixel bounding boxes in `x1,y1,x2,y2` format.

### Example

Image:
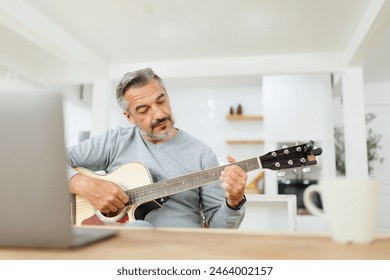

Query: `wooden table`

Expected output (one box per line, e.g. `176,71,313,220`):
1,228,389,260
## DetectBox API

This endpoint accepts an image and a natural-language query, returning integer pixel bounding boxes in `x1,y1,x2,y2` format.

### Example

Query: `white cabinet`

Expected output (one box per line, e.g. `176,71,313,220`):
239,195,297,232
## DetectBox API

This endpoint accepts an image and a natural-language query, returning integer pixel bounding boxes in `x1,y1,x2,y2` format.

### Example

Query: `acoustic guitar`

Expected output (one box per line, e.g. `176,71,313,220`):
71,141,322,226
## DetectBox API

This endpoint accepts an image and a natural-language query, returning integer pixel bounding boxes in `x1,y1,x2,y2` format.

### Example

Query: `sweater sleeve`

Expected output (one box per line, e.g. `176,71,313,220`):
66,129,116,181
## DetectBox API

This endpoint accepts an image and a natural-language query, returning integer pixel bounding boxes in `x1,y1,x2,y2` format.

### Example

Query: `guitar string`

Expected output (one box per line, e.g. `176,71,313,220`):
126,160,256,204
126,157,260,205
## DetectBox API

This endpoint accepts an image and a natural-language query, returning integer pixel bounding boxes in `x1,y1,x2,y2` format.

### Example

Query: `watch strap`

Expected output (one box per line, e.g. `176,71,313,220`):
225,195,247,210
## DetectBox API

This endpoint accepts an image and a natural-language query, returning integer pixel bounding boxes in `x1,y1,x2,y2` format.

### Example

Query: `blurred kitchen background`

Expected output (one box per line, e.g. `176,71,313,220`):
0,0,389,232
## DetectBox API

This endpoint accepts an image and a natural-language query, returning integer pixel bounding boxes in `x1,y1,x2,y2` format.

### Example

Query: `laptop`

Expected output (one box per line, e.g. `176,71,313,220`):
0,91,118,248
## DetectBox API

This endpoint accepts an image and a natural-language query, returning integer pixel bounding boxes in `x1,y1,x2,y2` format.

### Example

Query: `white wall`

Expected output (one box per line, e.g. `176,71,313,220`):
263,74,334,142
63,97,92,148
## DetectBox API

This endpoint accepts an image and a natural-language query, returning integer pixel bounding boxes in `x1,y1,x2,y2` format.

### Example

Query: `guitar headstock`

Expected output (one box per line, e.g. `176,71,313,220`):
260,141,322,171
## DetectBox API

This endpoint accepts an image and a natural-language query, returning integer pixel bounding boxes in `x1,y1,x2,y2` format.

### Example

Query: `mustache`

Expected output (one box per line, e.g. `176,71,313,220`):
151,116,171,129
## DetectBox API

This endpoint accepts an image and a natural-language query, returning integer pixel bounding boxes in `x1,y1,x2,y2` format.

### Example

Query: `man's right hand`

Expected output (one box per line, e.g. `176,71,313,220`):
68,173,129,213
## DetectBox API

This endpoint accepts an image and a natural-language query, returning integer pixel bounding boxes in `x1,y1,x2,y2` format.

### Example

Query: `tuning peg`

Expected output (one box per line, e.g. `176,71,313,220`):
306,141,314,151
312,147,323,156
302,166,311,173
277,170,286,177
282,145,288,149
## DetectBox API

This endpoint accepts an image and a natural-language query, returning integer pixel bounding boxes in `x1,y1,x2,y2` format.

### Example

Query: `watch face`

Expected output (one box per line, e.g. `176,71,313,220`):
237,195,247,209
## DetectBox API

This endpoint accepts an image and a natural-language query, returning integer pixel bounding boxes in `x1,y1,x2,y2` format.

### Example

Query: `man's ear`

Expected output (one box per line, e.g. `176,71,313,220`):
123,111,136,125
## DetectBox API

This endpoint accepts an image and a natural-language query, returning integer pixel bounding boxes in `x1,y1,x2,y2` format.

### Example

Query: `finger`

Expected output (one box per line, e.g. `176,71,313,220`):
116,189,130,204
98,195,124,212
220,178,244,199
227,155,236,164
111,198,126,209
221,167,247,185
106,190,127,210
108,182,130,204
104,183,128,209
109,188,129,208
220,172,247,198
107,204,119,213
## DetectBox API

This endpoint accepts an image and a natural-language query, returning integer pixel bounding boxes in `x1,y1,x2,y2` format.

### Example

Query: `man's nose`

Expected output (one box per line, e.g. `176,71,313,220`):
151,105,165,118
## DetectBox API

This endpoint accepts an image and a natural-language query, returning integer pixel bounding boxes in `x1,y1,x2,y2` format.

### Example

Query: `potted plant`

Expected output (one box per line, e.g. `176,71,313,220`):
334,113,384,176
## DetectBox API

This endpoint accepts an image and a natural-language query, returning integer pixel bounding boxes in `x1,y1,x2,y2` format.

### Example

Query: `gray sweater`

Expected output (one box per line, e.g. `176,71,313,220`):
67,126,245,228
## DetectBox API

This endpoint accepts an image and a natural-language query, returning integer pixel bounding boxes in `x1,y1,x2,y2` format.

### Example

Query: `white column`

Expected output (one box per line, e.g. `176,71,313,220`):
341,67,369,178
91,79,111,136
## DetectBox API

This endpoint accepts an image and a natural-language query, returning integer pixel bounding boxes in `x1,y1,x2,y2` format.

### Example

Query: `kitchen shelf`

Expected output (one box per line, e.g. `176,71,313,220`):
226,139,264,144
225,115,263,120
225,114,264,145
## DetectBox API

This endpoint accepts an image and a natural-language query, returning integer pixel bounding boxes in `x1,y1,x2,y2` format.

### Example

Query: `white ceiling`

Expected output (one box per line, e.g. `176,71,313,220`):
0,0,389,85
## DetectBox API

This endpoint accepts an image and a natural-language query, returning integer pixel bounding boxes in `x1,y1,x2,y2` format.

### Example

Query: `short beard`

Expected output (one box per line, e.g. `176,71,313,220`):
141,117,175,141
143,127,174,141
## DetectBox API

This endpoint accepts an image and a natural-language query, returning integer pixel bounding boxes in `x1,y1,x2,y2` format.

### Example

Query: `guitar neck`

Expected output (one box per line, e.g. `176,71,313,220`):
125,157,261,205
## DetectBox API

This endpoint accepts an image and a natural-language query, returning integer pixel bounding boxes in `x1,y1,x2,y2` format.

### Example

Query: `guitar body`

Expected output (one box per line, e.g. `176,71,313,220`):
73,162,162,226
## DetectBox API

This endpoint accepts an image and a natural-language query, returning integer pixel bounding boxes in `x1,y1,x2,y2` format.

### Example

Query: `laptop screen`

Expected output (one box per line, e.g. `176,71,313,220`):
0,91,72,247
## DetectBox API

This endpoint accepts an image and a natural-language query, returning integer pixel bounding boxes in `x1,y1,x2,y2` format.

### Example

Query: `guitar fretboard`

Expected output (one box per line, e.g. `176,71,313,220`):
125,157,261,205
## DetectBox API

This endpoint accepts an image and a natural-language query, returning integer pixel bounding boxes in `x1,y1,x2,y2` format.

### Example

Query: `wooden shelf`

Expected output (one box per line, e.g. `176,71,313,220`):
225,115,263,120
225,114,263,145
226,139,264,144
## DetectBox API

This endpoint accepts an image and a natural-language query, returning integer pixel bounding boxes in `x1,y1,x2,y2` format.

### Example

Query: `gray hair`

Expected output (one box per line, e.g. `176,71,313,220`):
115,67,165,111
